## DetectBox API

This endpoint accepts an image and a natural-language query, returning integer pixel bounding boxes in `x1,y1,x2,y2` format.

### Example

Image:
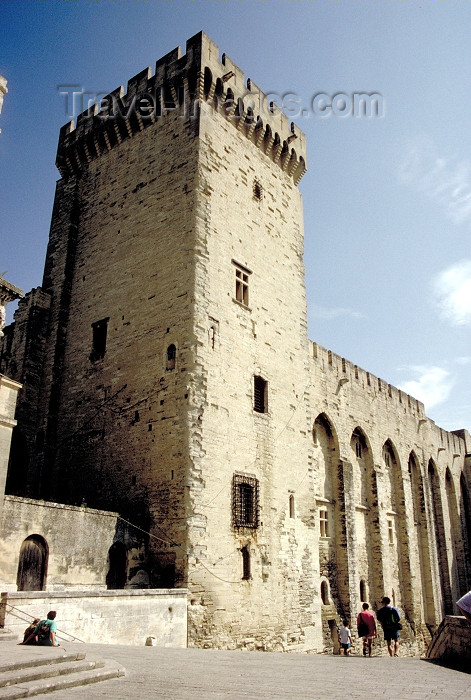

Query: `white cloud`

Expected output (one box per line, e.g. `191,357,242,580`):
310,304,365,320
398,365,454,410
432,260,471,326
399,137,471,226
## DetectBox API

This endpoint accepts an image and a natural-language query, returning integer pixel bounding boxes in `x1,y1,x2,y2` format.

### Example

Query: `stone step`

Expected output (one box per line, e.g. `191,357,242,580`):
0,652,125,699
0,652,86,674
0,658,105,687
0,632,17,644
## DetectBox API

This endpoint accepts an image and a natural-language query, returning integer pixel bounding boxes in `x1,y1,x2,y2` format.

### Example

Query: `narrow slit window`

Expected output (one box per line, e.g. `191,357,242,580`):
253,180,263,201
289,494,295,519
388,519,394,544
90,317,109,362
166,344,176,370
254,375,268,413
241,545,251,580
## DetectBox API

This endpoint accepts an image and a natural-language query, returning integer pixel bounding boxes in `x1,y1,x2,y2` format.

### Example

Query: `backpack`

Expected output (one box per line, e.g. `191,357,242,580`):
379,606,399,629
390,607,400,627
37,620,50,642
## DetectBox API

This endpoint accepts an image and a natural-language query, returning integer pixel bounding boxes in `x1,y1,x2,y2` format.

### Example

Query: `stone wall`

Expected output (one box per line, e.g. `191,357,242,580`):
0,376,21,513
310,341,471,654
1,589,187,647
426,615,471,670
0,496,119,591
0,32,470,656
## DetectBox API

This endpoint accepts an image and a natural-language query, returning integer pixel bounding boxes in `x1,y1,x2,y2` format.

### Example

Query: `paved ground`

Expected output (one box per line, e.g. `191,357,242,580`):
1,639,470,699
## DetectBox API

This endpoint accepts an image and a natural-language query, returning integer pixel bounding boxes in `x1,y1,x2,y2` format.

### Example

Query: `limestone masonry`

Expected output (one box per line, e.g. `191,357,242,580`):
1,32,470,653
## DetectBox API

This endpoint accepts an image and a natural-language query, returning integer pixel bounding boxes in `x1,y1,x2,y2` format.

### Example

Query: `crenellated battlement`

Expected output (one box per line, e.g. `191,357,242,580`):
311,340,468,456
311,340,425,418
56,31,307,185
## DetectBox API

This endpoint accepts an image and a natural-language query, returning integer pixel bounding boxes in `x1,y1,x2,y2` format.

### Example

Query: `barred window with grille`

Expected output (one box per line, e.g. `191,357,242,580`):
232,474,259,529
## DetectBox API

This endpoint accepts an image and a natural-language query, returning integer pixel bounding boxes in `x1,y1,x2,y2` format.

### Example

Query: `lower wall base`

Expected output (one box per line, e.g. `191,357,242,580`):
426,615,471,670
1,589,187,647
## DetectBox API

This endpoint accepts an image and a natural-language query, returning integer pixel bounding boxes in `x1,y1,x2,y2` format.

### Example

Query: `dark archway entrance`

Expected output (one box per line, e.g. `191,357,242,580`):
106,541,127,589
16,535,48,591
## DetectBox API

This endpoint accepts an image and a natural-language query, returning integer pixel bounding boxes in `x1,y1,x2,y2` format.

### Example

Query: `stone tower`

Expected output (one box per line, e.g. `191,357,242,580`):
3,33,320,648
3,31,471,654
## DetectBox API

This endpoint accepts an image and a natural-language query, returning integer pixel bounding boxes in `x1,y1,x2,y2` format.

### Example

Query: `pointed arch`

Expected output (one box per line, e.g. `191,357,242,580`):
459,473,471,590
445,468,466,598
409,452,435,627
314,413,345,637
313,413,338,501
428,460,453,615
350,427,373,507
350,427,382,607
382,438,412,618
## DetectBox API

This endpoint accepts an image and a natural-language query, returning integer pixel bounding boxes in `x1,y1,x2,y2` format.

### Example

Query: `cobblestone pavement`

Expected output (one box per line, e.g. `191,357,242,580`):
2,640,470,699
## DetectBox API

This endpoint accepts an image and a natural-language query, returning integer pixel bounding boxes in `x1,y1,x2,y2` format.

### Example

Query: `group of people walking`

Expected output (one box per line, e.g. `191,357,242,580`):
338,597,401,657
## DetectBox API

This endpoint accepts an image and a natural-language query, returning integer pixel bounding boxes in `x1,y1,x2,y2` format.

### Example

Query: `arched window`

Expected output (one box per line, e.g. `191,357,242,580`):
289,494,295,518
17,535,48,591
360,579,367,603
321,580,329,605
166,344,176,371
352,428,366,459
203,67,212,97
215,77,223,97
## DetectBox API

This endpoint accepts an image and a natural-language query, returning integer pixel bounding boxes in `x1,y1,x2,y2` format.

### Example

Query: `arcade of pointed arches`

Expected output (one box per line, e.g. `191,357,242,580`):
312,411,471,635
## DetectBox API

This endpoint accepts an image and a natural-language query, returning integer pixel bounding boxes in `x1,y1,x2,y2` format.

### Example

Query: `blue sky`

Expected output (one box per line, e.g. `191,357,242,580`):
1,0,470,433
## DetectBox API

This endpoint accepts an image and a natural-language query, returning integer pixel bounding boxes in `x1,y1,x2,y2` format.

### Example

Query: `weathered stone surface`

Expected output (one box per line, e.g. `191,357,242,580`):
0,32,470,655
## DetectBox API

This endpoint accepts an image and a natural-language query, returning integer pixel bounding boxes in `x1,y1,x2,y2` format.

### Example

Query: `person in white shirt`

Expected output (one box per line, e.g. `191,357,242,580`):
338,620,352,655
457,591,471,623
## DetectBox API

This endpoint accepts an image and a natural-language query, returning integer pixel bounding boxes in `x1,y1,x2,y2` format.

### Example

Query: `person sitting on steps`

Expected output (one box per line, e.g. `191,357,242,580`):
35,611,60,647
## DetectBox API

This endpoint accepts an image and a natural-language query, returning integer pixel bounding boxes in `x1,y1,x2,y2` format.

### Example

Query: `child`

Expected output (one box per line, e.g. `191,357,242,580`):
338,620,352,656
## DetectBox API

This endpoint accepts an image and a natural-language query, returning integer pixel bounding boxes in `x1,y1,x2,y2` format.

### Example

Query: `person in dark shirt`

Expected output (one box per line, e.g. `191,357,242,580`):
376,596,400,657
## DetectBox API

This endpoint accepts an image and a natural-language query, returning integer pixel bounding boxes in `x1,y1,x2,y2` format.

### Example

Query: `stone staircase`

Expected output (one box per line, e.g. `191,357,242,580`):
0,642,125,698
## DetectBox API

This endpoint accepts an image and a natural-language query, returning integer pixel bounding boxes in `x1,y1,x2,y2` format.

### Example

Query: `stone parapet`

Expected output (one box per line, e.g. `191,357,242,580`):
311,340,467,456
1,588,187,647
56,32,307,185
